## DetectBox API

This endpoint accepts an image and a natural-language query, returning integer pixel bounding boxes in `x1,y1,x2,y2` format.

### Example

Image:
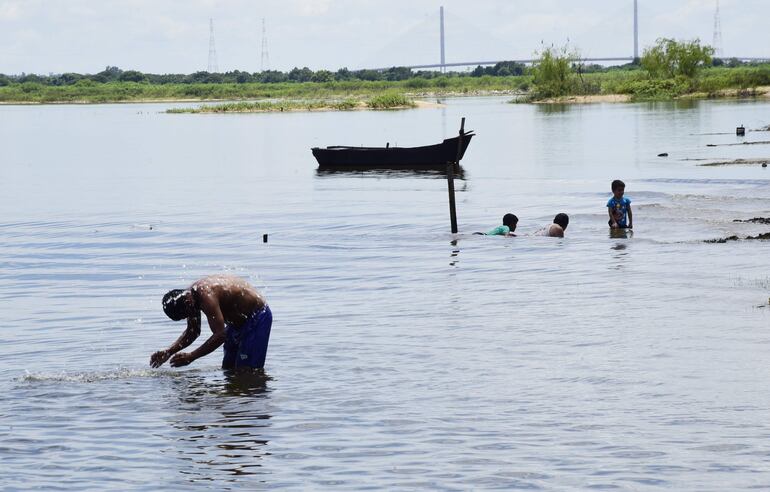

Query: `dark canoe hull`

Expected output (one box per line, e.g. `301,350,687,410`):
312,133,474,170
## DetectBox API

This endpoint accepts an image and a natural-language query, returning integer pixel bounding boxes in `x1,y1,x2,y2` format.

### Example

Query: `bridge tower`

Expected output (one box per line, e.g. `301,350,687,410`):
633,0,639,60
439,6,446,73
208,18,219,73
712,0,723,58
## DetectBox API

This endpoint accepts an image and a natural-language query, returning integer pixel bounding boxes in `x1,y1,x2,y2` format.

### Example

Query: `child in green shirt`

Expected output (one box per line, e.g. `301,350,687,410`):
486,213,518,236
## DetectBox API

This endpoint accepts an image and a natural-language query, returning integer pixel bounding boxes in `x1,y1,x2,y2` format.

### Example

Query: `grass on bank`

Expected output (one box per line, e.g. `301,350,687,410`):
0,76,528,104
167,99,360,113
166,92,417,114
516,64,770,102
1,64,769,105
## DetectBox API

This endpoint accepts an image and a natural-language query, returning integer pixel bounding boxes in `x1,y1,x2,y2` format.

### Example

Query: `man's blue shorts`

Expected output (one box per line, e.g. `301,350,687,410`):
222,305,272,369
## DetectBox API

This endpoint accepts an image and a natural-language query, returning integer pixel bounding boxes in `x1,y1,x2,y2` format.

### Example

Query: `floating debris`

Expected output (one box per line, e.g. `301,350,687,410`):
657,152,669,157
705,140,770,147
699,158,770,167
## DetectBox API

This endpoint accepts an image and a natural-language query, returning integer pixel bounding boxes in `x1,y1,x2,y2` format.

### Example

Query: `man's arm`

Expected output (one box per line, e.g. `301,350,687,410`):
150,312,201,368
170,293,227,367
627,204,633,228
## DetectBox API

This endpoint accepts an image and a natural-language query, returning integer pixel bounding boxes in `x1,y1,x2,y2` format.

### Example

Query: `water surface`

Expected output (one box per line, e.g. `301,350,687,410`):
2,97,770,490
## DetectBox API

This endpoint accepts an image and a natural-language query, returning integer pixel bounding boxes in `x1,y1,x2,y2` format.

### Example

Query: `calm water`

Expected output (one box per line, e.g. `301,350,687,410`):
2,97,770,490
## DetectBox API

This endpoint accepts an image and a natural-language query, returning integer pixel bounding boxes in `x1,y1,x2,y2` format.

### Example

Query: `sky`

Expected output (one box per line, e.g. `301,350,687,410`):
0,0,766,75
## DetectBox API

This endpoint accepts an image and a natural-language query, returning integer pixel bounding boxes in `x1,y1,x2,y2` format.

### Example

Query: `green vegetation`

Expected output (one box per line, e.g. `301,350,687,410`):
167,99,358,113
595,64,770,101
0,54,768,106
520,38,770,102
529,44,581,99
0,77,524,104
366,92,416,109
641,38,713,78
166,95,416,114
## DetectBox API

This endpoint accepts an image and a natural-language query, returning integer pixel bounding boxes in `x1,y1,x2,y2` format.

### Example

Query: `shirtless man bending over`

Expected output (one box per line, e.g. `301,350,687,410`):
150,275,272,370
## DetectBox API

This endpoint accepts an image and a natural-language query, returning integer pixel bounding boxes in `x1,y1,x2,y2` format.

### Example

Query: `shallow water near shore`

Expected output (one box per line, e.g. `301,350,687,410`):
2,97,770,490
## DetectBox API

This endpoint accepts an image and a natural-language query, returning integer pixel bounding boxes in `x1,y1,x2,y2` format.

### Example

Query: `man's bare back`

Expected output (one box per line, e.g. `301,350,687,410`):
190,275,265,328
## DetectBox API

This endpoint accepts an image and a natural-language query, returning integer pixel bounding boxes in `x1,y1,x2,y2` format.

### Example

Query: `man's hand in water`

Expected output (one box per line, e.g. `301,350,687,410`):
170,352,195,367
150,350,171,368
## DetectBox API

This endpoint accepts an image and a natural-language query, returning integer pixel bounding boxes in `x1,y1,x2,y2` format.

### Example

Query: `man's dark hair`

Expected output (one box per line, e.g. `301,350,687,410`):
503,213,519,228
554,213,569,230
162,289,189,321
611,179,625,191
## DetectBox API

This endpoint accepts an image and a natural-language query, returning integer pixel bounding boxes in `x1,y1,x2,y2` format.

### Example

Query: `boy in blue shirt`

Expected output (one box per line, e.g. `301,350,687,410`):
607,179,633,229
486,213,518,236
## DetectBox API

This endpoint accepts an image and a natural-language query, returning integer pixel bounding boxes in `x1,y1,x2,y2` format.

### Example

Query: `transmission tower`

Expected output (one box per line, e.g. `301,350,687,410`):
261,18,270,71
712,0,723,58
208,18,219,73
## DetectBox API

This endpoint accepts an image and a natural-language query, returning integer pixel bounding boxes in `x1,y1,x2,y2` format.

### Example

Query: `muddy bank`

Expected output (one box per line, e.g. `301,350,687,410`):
683,85,770,100
705,217,770,242
530,94,632,104
706,232,770,243
734,217,770,224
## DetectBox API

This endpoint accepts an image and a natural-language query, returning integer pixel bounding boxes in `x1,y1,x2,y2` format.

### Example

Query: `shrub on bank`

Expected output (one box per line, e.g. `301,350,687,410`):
530,44,580,99
367,92,415,109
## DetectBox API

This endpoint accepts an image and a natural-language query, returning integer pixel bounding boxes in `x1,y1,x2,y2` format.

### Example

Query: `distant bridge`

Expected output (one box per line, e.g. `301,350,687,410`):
371,56,770,72
365,3,770,73
371,57,634,72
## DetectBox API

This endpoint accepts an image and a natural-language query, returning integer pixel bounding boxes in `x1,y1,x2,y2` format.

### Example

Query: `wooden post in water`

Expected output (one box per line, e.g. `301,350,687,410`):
446,117,465,234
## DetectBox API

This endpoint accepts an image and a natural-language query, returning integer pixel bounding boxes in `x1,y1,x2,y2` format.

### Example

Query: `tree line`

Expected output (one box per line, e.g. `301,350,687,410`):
0,62,534,87
0,49,757,89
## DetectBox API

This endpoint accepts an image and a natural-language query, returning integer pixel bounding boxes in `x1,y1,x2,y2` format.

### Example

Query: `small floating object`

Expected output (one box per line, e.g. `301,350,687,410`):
263,234,268,243
737,125,746,136
707,144,717,147
657,152,669,157
763,163,768,168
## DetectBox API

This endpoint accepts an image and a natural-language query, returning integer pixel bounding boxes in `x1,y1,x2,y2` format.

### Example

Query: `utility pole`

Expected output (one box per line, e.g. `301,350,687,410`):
439,6,446,73
261,18,270,71
208,18,219,73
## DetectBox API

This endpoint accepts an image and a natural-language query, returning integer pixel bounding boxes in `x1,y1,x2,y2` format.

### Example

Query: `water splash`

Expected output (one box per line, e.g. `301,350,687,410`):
20,367,181,383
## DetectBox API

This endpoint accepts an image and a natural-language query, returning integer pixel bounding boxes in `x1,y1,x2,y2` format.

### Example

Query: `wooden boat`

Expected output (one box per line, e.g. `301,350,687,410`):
312,131,474,171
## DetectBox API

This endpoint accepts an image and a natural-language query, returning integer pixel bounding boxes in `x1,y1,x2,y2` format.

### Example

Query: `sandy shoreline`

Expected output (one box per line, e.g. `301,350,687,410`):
532,86,770,104
1,86,769,108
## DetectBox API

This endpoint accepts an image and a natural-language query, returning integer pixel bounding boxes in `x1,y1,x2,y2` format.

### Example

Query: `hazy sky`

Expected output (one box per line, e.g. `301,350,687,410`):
0,0,766,75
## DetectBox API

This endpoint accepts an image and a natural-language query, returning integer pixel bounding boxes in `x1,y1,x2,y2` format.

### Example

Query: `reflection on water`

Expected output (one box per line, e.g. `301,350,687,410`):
610,228,634,240
449,239,460,266
536,103,573,114
315,165,466,179
168,371,272,479
222,369,271,396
